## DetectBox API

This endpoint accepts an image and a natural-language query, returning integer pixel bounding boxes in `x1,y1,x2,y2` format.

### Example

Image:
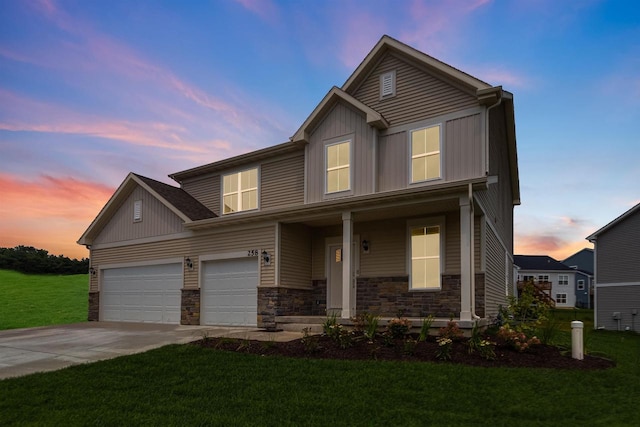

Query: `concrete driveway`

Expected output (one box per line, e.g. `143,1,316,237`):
0,322,302,380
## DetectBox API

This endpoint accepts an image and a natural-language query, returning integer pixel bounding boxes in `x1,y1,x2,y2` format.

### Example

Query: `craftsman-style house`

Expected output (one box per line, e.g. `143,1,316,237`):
78,35,520,329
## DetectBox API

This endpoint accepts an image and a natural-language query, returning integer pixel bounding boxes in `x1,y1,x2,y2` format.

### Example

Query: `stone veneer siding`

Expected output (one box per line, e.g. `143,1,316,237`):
258,287,313,328
356,274,486,318
181,289,200,325
311,279,328,315
88,291,99,321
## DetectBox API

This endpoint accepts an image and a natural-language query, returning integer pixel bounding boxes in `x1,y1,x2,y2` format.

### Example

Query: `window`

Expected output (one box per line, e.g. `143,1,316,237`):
558,275,569,285
538,275,549,283
223,168,258,214
380,70,396,98
326,141,350,193
411,125,441,183
133,200,142,222
577,280,585,290
410,224,441,289
556,293,567,304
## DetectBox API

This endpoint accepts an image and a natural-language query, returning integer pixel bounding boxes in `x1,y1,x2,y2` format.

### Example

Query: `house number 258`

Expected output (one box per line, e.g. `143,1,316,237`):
247,249,259,257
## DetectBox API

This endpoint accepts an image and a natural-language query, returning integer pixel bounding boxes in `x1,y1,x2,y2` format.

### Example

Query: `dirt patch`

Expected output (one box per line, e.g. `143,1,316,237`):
194,335,614,370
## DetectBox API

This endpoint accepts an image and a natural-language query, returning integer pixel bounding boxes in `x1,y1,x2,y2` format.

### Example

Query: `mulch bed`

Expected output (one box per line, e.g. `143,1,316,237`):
194,334,615,370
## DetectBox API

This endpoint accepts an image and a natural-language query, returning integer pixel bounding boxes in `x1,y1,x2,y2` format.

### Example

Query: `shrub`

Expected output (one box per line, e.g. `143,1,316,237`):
436,337,453,361
438,320,464,341
386,317,411,338
301,327,320,354
353,312,380,341
497,325,540,352
403,338,417,355
322,312,339,336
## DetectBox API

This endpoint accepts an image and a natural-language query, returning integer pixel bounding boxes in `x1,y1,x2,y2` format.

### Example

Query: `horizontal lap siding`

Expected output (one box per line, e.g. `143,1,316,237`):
261,153,305,210
352,53,477,126
357,219,406,277
596,212,640,283
182,174,220,215
280,223,312,288
94,186,185,245
90,225,275,292
485,224,507,316
596,285,640,332
307,102,374,203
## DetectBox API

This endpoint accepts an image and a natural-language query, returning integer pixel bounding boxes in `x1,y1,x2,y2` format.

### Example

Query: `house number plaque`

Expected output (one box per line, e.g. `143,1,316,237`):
247,249,259,257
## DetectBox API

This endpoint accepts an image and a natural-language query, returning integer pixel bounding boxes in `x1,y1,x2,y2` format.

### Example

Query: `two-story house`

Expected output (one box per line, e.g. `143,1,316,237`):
78,35,520,330
514,255,577,308
587,202,640,332
562,248,594,309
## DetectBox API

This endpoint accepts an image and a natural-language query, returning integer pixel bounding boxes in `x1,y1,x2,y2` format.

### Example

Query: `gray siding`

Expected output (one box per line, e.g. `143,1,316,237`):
596,285,640,332
351,53,478,126
90,225,275,292
306,102,375,203
182,174,220,215
280,223,312,288
261,153,305,210
94,186,185,245
596,210,640,283
377,131,407,192
485,223,507,316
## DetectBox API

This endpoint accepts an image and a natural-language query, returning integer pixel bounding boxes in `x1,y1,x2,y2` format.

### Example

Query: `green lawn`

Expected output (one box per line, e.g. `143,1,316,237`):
1,330,638,426
0,270,88,330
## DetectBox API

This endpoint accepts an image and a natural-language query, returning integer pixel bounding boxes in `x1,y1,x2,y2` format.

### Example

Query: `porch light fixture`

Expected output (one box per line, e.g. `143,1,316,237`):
261,250,271,266
362,239,370,254
185,257,194,271
89,267,96,277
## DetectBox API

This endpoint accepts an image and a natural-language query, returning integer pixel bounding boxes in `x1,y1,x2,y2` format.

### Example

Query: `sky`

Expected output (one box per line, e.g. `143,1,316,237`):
0,0,638,261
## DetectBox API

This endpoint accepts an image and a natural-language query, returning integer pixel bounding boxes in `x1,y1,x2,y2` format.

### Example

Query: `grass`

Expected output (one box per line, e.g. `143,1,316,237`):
0,269,88,330
1,329,638,426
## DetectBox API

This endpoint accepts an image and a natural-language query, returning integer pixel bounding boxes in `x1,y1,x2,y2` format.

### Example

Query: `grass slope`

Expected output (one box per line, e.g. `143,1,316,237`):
0,270,88,330
1,330,638,426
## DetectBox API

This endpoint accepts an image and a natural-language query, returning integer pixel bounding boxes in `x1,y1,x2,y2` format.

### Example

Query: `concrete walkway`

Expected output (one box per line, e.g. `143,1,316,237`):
0,322,303,380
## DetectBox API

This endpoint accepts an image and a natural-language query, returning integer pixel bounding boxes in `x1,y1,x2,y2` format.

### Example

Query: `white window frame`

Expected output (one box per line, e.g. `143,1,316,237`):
538,275,550,283
324,139,352,195
406,217,445,291
410,124,442,184
558,274,569,286
133,200,142,222
556,293,567,304
379,70,396,99
577,280,585,290
222,167,259,215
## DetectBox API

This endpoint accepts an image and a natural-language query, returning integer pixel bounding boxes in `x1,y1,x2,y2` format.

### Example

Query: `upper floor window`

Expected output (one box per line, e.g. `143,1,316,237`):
326,141,350,194
558,275,569,285
577,280,585,290
538,275,550,283
223,168,258,214
409,220,443,290
380,70,396,99
411,125,441,183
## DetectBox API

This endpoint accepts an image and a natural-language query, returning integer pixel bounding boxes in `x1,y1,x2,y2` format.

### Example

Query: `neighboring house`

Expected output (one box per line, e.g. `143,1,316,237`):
514,255,577,308
562,248,594,309
587,202,640,332
78,35,520,329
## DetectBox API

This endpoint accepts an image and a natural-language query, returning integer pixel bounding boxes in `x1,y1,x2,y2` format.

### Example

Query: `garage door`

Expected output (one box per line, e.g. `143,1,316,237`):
202,258,258,326
101,263,182,324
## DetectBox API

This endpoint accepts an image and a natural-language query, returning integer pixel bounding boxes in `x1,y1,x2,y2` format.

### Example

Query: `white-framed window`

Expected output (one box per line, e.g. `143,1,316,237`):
325,140,351,194
223,168,258,214
577,280,585,290
556,293,567,304
410,125,441,183
538,275,550,283
380,70,396,99
558,274,569,286
407,218,444,290
133,200,142,222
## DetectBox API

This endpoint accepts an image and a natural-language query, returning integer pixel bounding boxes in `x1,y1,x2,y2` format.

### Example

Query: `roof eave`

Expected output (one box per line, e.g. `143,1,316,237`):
586,201,640,242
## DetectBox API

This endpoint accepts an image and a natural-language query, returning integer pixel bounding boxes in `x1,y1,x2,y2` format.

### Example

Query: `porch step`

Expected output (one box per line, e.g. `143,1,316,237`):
278,323,324,334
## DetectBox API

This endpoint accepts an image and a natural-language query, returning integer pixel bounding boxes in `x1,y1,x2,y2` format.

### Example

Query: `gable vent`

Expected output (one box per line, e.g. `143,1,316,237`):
133,200,142,222
380,70,396,98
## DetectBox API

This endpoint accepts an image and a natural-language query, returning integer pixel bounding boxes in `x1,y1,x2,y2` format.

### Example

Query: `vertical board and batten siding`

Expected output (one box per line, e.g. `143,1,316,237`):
182,174,220,215
261,153,305,210
595,211,640,283
444,113,484,181
279,223,312,288
306,102,375,203
90,225,275,292
94,186,185,245
351,53,477,127
377,114,484,193
596,285,640,332
484,223,507,316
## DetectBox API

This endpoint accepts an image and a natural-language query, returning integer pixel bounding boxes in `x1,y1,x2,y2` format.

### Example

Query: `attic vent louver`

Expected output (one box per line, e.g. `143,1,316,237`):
133,200,142,222
380,70,396,98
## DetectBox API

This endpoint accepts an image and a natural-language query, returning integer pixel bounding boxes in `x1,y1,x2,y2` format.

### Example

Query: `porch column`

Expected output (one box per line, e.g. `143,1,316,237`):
460,194,475,321
342,211,353,319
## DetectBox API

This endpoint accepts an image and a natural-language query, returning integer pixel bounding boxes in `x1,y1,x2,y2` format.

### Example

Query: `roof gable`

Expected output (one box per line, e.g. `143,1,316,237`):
78,173,214,245
587,202,640,241
514,255,573,271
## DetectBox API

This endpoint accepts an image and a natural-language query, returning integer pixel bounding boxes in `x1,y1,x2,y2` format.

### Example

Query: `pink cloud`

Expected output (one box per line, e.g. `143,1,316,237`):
337,9,388,69
515,233,592,261
234,0,280,24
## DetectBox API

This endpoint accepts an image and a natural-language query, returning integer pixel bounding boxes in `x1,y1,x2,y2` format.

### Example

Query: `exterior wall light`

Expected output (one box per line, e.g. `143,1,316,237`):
262,250,271,266
185,257,194,270
89,267,96,276
362,239,370,254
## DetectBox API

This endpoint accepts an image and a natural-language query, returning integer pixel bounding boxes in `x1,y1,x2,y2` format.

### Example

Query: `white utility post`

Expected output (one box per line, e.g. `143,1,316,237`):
571,321,584,360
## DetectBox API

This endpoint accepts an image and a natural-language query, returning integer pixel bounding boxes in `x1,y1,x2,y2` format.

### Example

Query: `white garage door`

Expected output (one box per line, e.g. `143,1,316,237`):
101,263,182,324
202,258,258,326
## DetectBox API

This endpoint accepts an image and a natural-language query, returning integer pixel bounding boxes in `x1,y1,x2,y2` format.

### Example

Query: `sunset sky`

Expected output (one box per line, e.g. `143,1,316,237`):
1,0,638,261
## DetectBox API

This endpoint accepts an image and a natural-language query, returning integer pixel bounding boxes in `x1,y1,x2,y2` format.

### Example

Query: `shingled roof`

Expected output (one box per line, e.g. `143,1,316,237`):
514,255,573,271
133,174,215,221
